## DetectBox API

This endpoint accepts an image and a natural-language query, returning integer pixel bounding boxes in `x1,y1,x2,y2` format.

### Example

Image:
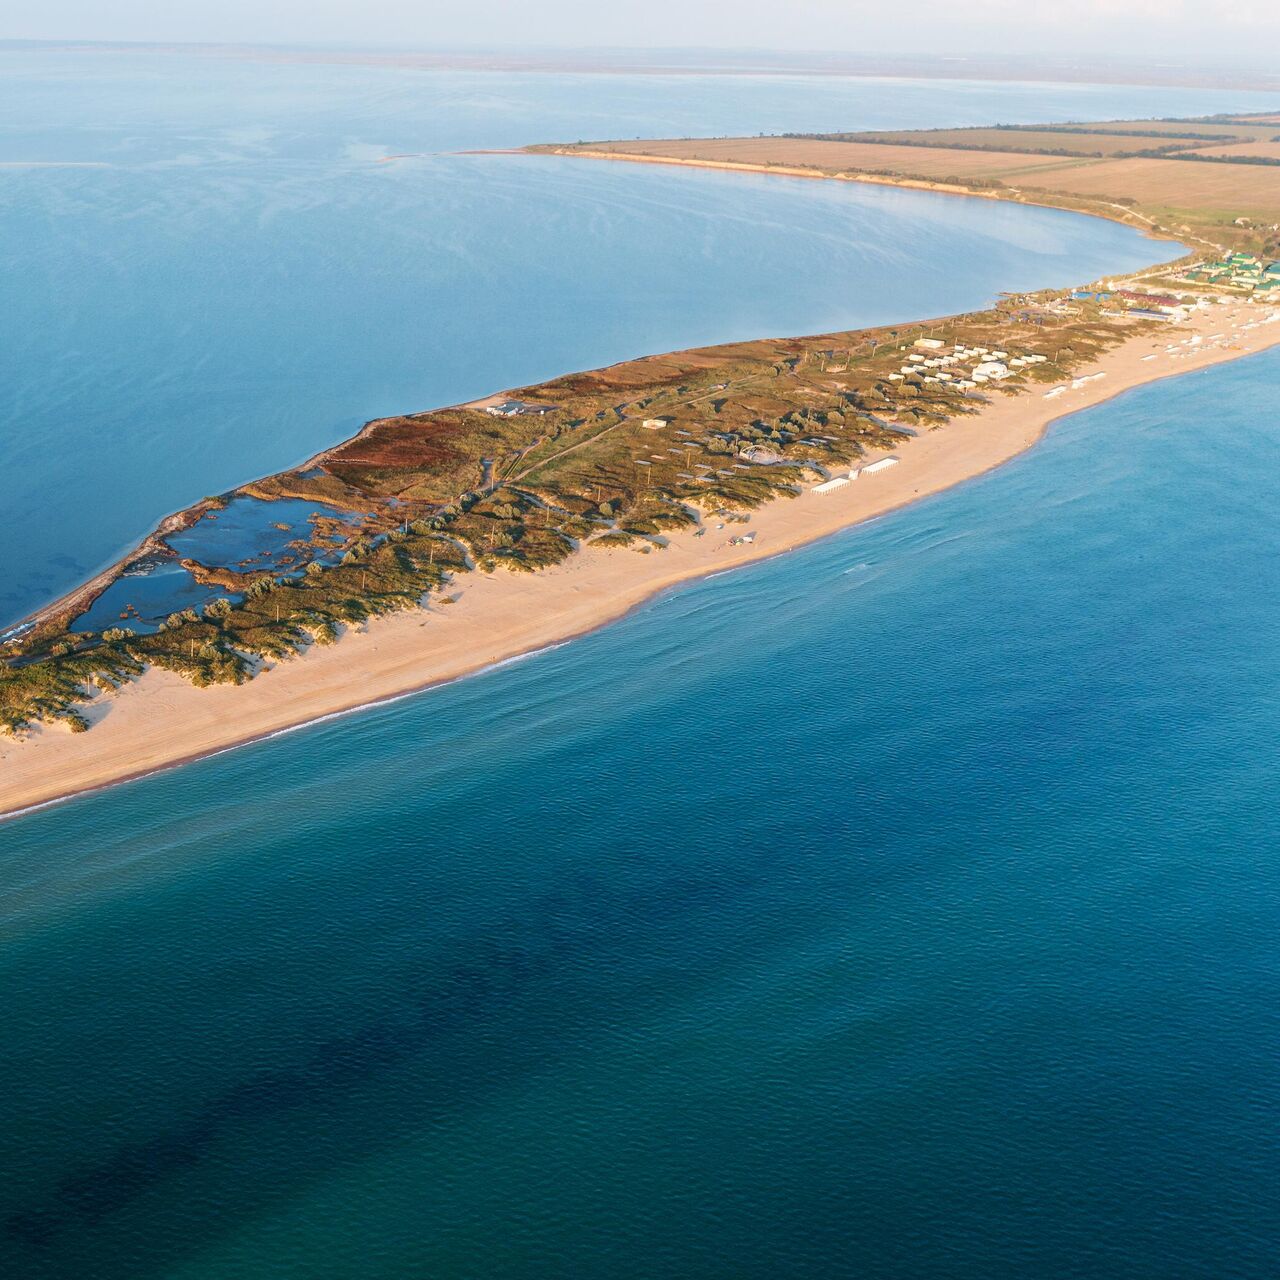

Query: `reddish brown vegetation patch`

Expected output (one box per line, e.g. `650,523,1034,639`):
323,412,475,472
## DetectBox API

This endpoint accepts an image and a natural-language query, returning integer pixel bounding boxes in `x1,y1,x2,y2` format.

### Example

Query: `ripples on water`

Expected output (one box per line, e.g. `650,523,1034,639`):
2,350,1279,1278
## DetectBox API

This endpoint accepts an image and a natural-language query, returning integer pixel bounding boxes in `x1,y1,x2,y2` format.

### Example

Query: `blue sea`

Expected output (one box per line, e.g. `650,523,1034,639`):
2,50,1280,1279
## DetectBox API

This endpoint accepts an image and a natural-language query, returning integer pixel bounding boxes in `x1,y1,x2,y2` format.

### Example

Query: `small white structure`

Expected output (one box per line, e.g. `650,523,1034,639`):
486,399,553,418
812,475,850,494
914,338,945,350
860,457,900,475
641,418,668,430
973,361,1011,380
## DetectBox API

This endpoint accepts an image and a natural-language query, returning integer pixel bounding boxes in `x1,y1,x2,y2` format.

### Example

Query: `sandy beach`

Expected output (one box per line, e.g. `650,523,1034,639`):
2,300,1277,819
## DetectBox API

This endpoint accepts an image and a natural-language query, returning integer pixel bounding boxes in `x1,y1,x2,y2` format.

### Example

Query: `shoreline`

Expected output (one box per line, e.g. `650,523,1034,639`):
3,301,1277,821
0,143,1203,643
525,146,1183,243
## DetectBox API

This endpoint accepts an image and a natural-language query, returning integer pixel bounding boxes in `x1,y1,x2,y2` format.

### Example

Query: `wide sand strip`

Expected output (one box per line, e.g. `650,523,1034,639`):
2,303,1277,819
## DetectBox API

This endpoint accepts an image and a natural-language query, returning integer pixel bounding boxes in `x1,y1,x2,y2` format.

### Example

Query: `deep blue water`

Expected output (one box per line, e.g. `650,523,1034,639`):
3,348,1279,1279
1,53,1275,625
3,51,1280,1280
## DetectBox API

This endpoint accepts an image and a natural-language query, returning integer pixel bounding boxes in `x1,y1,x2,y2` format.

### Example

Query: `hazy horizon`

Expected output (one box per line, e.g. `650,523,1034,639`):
6,1,1278,70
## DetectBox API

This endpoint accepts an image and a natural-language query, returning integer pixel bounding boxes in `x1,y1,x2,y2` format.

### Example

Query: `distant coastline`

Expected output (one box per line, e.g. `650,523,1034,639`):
524,145,1176,241
5,41,1280,95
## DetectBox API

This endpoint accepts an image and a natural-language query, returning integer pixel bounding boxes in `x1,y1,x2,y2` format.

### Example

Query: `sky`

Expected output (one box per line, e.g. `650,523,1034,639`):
6,0,1278,65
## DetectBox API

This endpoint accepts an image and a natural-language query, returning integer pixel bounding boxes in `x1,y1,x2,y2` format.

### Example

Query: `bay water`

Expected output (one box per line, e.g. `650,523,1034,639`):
2,53,1274,623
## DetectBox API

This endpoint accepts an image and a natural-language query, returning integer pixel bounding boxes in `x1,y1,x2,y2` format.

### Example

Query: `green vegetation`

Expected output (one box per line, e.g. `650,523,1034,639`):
0,285,1158,736
797,118,1280,162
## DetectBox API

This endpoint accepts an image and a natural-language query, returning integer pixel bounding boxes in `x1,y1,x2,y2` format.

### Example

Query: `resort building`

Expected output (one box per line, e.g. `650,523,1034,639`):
1180,254,1280,295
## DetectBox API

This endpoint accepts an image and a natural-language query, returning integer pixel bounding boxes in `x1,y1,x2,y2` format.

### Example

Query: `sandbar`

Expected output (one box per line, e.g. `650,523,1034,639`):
2,300,1276,820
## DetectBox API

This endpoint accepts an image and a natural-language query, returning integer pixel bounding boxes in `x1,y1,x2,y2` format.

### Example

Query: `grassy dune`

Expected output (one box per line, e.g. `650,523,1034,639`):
2,300,1136,736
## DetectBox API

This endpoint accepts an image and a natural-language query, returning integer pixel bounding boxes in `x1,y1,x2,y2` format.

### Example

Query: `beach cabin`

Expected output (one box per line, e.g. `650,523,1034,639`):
485,399,554,418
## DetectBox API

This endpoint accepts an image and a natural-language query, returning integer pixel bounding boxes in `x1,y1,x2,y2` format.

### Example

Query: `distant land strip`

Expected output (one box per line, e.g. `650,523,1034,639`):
4,42,1280,93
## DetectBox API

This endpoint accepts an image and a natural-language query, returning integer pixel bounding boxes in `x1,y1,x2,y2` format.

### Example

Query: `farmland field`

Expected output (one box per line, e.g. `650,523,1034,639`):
573,136,1087,179
1019,156,1280,216
1187,141,1280,161
552,113,1280,243
1081,119,1279,140
837,128,1209,156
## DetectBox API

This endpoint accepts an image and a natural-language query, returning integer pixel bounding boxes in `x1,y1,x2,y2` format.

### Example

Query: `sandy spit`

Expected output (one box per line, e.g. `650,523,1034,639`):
2,302,1277,820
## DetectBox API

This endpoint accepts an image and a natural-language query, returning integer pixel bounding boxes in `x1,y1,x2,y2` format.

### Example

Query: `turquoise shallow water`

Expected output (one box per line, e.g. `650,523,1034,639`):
3,52,1280,1279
